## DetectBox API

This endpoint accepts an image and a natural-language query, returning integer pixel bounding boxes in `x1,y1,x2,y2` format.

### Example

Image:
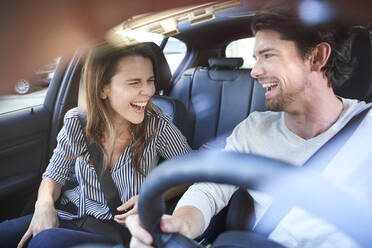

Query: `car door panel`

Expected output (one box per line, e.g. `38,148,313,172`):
0,106,51,221
0,53,80,221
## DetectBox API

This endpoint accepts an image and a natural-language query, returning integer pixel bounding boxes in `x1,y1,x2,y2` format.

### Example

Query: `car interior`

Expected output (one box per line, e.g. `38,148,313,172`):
0,0,371,247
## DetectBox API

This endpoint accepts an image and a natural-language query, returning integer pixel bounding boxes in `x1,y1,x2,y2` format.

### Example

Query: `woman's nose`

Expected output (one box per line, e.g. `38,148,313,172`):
140,82,155,96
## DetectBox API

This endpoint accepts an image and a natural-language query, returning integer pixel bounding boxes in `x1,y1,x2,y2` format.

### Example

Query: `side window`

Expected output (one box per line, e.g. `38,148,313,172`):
163,37,187,74
225,37,256,68
112,30,186,74
0,57,60,115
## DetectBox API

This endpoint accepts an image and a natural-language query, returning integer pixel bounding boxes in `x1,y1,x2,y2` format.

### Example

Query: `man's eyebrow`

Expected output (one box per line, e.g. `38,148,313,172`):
253,48,277,59
258,48,277,54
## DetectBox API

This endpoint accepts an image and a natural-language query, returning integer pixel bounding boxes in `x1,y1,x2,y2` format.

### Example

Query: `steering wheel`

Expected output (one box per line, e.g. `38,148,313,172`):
137,150,372,248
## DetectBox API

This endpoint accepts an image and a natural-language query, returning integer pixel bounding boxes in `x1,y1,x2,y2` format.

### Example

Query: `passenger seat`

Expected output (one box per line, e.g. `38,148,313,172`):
170,57,266,149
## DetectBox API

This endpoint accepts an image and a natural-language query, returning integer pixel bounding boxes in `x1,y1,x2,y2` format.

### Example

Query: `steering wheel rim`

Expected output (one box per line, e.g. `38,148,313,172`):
138,150,372,248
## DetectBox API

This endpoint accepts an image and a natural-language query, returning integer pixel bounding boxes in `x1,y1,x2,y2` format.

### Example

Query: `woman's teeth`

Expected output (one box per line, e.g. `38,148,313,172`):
130,102,147,112
131,102,147,107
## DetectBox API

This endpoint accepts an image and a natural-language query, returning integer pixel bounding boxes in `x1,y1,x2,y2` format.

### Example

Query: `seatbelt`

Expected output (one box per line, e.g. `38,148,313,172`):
77,111,182,217
253,106,371,236
302,106,371,173
77,112,123,216
87,143,123,215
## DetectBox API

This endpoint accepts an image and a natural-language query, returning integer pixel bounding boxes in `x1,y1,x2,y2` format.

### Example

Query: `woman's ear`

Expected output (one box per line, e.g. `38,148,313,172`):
100,85,108,99
310,42,331,72
100,93,107,99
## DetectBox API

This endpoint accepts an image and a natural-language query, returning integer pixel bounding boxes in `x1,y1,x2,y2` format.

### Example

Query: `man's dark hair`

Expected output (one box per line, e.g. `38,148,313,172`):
251,4,356,88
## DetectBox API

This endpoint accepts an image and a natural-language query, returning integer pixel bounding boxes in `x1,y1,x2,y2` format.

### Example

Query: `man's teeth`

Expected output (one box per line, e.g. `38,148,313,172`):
131,102,147,107
262,83,278,88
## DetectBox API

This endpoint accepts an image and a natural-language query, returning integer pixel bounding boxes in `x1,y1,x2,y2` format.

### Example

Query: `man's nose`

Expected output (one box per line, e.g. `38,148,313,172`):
250,61,264,79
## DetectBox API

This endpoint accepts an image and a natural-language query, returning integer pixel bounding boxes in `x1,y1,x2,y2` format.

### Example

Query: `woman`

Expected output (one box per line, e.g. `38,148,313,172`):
0,42,191,247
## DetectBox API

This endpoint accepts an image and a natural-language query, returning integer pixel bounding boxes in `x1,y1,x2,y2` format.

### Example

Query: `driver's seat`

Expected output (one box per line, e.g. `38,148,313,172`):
334,26,372,102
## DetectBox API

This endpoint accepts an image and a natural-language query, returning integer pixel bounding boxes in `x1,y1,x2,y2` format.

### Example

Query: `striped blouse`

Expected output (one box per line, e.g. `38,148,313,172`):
42,107,191,220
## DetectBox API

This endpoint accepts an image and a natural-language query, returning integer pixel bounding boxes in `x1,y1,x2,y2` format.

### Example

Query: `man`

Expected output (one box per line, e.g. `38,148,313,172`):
127,5,372,248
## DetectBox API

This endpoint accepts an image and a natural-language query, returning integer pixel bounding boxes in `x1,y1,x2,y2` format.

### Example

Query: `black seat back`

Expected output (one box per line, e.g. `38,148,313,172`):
171,57,266,149
141,42,188,131
152,95,187,132
141,42,173,96
334,27,372,102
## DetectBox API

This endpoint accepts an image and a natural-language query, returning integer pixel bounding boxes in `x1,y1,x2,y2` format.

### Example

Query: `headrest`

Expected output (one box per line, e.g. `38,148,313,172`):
208,57,244,69
152,95,187,134
141,42,172,95
334,27,372,102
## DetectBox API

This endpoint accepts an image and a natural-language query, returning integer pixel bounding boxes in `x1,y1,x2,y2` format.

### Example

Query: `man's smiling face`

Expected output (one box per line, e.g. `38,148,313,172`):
251,29,313,112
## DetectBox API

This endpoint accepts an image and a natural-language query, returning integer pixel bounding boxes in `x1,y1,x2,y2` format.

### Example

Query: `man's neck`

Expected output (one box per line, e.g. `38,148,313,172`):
284,93,344,140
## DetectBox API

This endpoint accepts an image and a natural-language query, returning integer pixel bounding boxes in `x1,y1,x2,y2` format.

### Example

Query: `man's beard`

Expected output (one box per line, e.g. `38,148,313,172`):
265,83,296,112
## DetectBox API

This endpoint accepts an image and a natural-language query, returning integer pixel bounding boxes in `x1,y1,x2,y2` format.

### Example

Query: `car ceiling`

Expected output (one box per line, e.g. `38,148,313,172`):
110,0,257,50
113,0,371,51
175,14,254,49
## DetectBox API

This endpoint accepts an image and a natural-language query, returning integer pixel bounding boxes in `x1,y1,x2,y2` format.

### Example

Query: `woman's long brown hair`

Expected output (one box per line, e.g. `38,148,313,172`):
83,42,160,175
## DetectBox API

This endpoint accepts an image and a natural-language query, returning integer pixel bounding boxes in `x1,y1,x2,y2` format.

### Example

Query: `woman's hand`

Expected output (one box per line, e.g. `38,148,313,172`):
17,200,59,248
114,195,139,225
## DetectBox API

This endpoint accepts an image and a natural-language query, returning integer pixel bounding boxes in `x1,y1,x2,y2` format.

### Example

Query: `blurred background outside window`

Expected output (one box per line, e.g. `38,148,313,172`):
225,37,255,68
0,57,60,115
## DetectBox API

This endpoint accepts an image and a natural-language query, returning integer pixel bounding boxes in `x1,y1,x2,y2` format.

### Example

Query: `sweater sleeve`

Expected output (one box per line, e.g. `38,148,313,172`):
175,182,237,231
174,119,254,230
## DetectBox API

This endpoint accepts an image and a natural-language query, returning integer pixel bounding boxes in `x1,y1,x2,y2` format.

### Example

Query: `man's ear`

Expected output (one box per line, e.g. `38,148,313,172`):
310,42,331,72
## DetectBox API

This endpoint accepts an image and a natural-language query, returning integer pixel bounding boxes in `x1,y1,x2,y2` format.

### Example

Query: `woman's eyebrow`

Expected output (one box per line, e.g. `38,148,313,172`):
126,75,154,82
126,78,141,82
